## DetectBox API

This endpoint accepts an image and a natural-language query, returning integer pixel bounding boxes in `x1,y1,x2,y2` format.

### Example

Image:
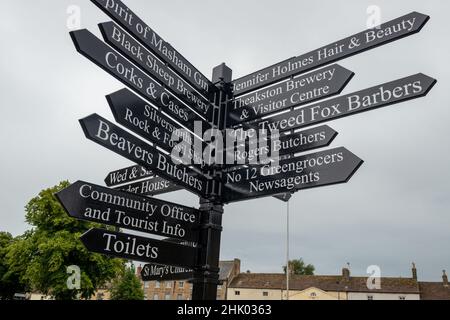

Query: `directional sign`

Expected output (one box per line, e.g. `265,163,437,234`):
223,147,363,203
80,228,198,267
105,165,153,187
232,12,430,96
56,181,200,241
254,73,436,134
70,29,209,131
99,22,213,119
226,125,338,165
117,175,183,197
228,64,354,126
90,0,215,98
141,263,193,282
79,113,209,198
106,88,207,169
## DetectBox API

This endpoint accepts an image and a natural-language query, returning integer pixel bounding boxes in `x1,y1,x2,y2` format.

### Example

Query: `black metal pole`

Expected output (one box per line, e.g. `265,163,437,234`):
191,63,232,300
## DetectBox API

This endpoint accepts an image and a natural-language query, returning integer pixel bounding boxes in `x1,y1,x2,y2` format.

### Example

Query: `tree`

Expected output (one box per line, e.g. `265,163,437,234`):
110,265,144,300
0,232,26,299
5,181,125,300
283,258,315,276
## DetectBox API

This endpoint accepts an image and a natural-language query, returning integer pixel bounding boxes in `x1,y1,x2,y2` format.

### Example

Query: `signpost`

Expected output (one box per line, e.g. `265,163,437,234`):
65,1,437,301
99,22,213,120
70,29,209,131
225,125,338,165
79,113,209,198
90,0,215,98
105,164,153,187
56,181,200,241
255,73,436,133
141,263,193,282
80,228,198,267
106,88,207,169
232,11,430,96
117,175,183,197
228,64,354,126
223,147,363,203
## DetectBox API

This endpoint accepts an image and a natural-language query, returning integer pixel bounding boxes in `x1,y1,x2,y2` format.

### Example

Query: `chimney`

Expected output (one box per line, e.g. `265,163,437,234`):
342,268,350,281
443,270,448,287
234,259,241,275
412,263,417,280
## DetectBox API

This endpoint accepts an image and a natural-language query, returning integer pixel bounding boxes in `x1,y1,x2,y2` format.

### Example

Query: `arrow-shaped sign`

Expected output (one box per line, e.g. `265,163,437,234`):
79,113,209,198
232,11,430,96
228,64,354,126
80,228,198,267
70,29,209,132
223,147,363,203
117,175,183,197
107,88,207,170
141,263,194,282
99,22,213,120
90,0,215,98
56,181,200,241
253,73,436,134
105,164,153,187
225,125,338,165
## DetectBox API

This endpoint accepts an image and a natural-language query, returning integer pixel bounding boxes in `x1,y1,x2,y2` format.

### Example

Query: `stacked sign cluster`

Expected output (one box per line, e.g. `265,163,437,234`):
57,0,436,287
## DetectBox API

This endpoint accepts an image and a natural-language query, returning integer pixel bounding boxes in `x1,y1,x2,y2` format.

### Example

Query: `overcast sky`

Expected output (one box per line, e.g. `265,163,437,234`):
1,0,449,281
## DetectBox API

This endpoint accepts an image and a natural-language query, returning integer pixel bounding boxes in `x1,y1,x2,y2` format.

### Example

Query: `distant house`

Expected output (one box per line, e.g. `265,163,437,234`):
228,264,450,300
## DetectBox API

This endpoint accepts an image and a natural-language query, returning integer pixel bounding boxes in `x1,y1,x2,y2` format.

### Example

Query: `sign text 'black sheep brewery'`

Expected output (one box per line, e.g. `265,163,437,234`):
57,0,437,300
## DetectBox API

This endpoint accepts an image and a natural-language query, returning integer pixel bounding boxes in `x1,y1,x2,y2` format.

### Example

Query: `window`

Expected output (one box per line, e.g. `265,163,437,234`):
310,292,317,298
263,292,269,297
153,294,159,300
235,291,240,296
144,281,149,289
179,281,184,289
177,294,183,301
399,296,406,300
367,295,373,300
155,281,160,288
166,281,172,289
165,294,171,300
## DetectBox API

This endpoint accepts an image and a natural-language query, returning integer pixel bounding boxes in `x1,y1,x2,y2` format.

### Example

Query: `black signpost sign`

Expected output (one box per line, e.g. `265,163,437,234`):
90,0,215,98
99,22,213,120
79,113,209,198
80,228,198,267
105,164,153,187
56,181,200,241
141,263,193,282
228,64,354,126
65,0,437,301
232,11,430,96
70,29,209,131
106,88,207,168
224,147,363,203
255,73,436,133
117,175,183,197
226,125,338,165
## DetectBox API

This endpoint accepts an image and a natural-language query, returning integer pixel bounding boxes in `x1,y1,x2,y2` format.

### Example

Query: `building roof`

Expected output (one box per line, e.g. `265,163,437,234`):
419,282,450,300
219,260,236,281
228,273,420,294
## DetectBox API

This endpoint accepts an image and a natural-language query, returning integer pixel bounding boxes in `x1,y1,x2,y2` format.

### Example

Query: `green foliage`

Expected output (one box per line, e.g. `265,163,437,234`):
0,232,26,299
283,258,315,276
5,181,125,300
110,265,144,300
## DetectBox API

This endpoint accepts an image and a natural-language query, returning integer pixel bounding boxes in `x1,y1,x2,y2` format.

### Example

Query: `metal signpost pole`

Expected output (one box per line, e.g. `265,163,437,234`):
192,63,232,300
